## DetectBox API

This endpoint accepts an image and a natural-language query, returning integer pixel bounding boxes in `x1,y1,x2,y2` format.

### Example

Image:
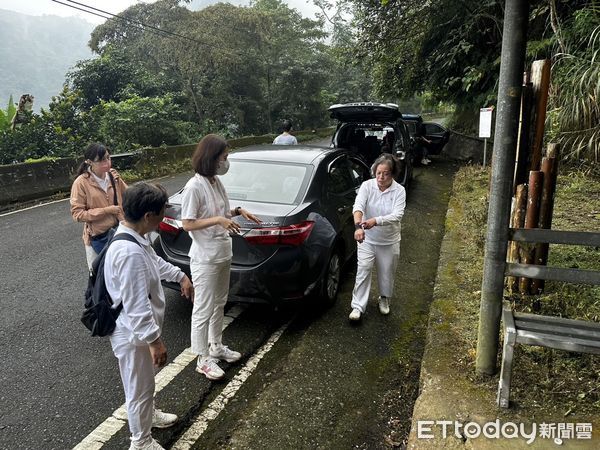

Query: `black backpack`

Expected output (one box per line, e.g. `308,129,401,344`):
81,233,142,337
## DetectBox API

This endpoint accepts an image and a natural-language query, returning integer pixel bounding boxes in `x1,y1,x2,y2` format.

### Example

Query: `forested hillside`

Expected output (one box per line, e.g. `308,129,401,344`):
0,9,94,111
0,0,596,167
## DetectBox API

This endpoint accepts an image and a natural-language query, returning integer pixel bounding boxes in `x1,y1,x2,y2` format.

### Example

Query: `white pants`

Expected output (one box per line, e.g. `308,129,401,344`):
85,244,98,271
110,324,156,444
190,259,231,357
351,241,400,313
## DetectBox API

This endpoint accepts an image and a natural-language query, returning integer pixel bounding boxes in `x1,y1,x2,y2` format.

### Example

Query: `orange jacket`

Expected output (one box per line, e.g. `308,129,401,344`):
70,169,127,245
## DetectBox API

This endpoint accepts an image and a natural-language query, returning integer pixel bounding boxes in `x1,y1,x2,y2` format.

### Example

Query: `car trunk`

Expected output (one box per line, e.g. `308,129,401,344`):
161,194,304,267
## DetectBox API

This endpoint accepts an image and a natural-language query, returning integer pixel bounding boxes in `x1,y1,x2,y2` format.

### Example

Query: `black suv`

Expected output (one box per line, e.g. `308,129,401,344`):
328,102,413,187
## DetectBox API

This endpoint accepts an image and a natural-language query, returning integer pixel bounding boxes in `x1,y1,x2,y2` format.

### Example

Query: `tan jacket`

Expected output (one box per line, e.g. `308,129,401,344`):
70,169,127,245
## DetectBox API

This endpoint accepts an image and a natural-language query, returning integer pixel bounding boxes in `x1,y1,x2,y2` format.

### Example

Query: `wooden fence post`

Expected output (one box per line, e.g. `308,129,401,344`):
531,144,560,294
519,171,543,293
507,184,528,293
529,59,551,172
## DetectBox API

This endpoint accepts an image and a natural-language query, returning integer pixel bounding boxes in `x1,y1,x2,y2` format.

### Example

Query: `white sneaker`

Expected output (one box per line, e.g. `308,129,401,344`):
196,356,225,380
210,344,242,363
421,158,431,165
378,296,390,315
129,437,165,450
151,408,177,428
349,308,361,321
113,408,177,428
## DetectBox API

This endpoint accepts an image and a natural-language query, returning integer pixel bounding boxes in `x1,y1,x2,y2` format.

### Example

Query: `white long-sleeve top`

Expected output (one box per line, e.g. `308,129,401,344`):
353,178,406,245
104,224,185,345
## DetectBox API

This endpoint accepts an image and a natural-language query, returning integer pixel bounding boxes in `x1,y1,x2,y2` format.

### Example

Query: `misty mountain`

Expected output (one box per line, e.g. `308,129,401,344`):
0,9,94,111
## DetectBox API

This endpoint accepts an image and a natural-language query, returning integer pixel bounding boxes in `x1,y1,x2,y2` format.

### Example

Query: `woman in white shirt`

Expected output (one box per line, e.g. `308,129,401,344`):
105,182,193,450
181,134,261,380
349,154,406,321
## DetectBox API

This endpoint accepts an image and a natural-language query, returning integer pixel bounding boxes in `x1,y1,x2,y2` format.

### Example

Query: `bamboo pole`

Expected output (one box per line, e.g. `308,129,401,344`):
519,171,543,293
507,184,528,293
531,144,560,294
529,59,551,171
514,77,534,193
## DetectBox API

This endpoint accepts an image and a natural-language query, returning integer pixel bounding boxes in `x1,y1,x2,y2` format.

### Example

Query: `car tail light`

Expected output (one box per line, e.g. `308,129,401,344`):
159,216,182,235
243,221,315,246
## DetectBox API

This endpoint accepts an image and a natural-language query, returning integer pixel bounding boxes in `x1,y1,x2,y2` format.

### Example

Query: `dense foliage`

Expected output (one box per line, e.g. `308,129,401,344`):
1,0,596,165
348,0,599,163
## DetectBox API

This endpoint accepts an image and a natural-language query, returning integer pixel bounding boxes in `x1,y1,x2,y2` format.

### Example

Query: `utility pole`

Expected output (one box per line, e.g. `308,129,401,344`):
476,0,530,375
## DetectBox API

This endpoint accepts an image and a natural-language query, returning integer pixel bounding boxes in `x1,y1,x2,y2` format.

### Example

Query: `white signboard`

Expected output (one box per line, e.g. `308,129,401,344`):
479,107,494,138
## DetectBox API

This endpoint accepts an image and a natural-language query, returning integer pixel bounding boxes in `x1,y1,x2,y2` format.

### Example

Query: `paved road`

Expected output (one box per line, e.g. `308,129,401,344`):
0,149,456,449
0,171,202,449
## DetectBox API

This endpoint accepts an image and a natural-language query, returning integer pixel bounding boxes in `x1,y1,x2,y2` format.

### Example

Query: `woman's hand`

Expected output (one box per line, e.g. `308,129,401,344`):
218,216,241,233
239,208,262,224
179,275,194,301
149,337,168,368
105,205,122,216
354,228,365,243
361,218,377,230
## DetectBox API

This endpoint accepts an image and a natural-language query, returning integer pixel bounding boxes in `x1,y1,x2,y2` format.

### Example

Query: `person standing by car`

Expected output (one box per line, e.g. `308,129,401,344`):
349,153,406,321
272,119,298,145
415,122,432,165
70,143,127,269
104,182,194,450
181,134,261,380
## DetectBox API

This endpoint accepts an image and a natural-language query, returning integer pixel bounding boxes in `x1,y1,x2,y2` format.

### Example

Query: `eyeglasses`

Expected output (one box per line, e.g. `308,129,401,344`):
92,156,111,163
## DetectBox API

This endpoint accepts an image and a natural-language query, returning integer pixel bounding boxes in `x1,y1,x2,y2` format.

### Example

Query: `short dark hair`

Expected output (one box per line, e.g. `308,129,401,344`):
76,142,110,176
191,134,228,177
122,182,168,223
371,153,401,178
282,119,293,132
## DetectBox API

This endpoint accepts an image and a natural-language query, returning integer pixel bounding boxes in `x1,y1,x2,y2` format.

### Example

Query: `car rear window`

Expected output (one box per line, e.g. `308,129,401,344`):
220,160,308,204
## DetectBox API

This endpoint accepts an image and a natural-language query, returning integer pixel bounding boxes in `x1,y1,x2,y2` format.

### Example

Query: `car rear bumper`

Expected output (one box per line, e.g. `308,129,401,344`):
153,236,326,305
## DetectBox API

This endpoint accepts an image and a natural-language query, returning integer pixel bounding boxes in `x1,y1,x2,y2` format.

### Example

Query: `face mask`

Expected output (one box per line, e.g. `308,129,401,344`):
216,159,230,175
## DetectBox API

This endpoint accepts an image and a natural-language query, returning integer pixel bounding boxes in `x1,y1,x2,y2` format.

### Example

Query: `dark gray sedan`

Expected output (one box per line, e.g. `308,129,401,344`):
152,145,371,306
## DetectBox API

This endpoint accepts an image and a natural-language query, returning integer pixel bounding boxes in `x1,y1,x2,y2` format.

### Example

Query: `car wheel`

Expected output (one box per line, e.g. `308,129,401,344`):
320,246,342,305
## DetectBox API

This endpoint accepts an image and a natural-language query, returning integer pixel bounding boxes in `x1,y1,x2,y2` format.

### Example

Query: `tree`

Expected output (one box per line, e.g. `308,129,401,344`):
67,48,179,109
546,4,600,162
93,95,186,151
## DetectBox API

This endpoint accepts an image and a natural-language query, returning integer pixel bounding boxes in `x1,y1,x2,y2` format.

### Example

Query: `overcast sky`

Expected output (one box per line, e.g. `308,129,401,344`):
1,0,321,23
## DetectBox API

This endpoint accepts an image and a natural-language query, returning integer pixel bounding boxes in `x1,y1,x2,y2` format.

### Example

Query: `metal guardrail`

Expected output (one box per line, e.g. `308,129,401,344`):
505,228,600,285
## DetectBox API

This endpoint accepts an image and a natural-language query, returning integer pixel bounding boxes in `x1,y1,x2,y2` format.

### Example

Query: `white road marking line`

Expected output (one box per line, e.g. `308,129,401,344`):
172,320,291,449
0,198,69,217
73,304,247,449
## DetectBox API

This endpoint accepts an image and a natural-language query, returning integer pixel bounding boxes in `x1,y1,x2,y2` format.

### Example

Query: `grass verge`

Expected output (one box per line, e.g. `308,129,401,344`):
447,164,600,418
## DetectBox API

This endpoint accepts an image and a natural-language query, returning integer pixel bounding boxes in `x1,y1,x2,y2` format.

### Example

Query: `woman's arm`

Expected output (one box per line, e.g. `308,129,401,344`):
70,177,120,223
181,181,241,233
